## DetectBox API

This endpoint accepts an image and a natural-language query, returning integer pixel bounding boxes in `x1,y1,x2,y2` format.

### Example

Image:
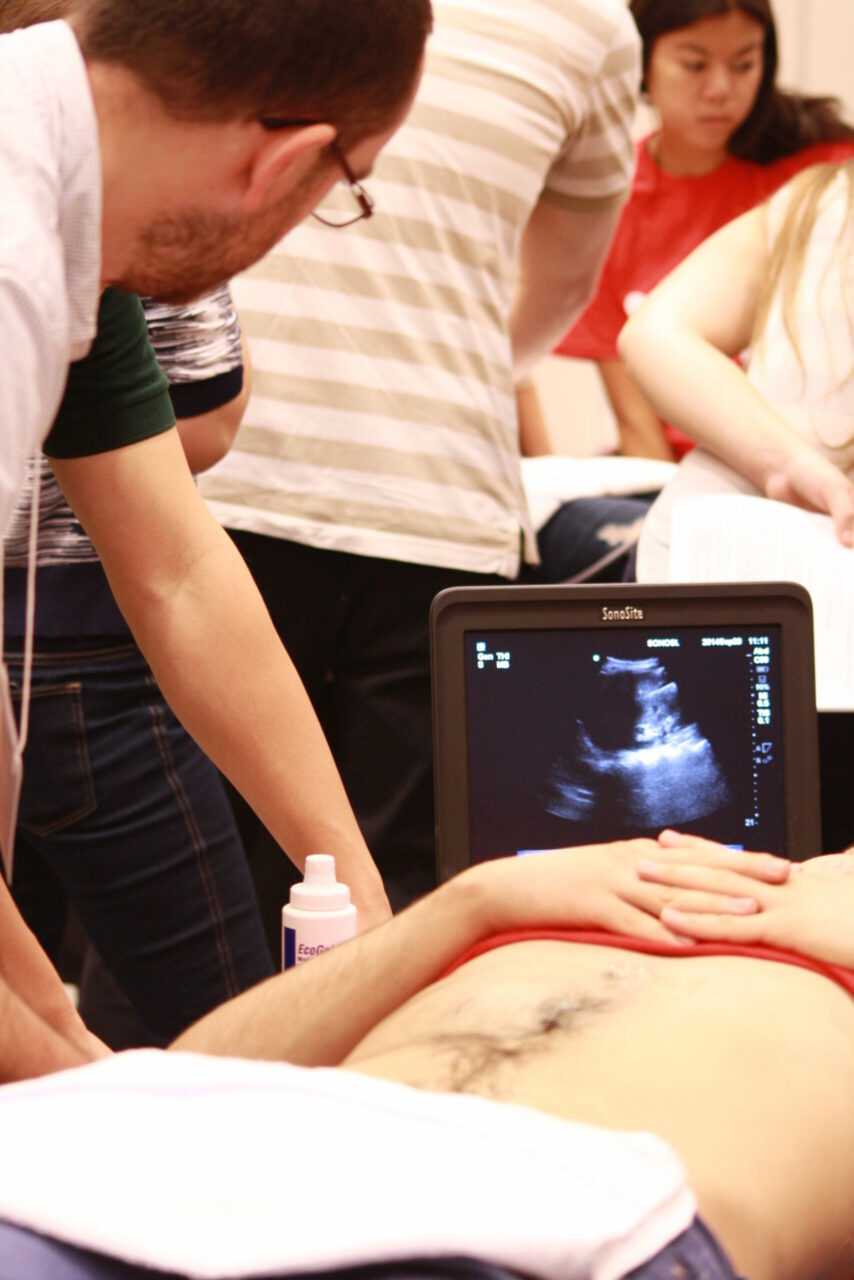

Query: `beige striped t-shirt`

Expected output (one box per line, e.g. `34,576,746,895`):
201,0,639,576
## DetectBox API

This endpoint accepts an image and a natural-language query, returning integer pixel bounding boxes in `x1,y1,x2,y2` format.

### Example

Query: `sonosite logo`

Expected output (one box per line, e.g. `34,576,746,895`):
601,605,645,621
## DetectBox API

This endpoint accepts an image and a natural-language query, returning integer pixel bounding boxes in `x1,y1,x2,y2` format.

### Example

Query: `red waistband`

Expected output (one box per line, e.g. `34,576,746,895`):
442,929,854,997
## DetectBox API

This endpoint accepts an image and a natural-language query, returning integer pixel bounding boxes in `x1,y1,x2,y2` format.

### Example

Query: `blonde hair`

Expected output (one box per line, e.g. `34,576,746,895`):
753,161,854,385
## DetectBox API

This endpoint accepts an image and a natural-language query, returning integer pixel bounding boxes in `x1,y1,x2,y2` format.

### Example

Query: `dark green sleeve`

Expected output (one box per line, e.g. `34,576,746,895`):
44,288,176,459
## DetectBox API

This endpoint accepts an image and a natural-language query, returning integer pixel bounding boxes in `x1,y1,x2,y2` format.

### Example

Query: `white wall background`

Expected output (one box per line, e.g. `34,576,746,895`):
775,0,853,117
537,2,853,456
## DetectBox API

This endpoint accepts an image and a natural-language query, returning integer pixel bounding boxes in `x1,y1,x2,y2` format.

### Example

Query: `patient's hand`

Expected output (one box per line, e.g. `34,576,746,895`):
468,837,783,947
654,830,791,885
639,833,854,968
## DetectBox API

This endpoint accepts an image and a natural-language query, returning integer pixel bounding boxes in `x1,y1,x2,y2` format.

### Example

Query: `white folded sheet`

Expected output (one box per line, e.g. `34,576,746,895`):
0,1050,695,1280
521,457,677,532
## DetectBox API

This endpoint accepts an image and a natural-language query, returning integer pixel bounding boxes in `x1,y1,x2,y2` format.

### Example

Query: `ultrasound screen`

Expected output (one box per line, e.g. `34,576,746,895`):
464,624,784,860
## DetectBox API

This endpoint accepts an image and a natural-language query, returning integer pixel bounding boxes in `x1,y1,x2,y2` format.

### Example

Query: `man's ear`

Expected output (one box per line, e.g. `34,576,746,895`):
243,122,337,213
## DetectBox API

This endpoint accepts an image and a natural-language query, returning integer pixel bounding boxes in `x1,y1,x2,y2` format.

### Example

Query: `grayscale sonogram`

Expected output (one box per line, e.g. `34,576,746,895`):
542,655,730,829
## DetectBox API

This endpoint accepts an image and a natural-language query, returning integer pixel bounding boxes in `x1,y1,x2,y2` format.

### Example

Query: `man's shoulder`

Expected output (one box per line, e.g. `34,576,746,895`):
0,20,100,352
0,20,81,113
526,0,638,50
0,20,88,261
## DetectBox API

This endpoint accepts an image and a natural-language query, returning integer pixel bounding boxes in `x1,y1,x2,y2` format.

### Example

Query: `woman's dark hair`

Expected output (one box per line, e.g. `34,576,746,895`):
630,0,854,164
69,0,432,148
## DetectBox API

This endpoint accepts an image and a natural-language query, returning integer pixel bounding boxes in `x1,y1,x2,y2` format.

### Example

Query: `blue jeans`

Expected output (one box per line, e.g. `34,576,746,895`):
6,638,273,1044
624,1218,743,1279
0,1221,744,1280
527,494,654,585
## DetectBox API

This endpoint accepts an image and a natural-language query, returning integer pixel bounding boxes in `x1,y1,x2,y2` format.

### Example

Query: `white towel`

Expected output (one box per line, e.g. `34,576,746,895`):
0,1051,695,1279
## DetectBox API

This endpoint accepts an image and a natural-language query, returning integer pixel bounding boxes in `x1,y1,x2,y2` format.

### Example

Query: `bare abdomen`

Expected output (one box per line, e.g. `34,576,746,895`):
344,940,854,1280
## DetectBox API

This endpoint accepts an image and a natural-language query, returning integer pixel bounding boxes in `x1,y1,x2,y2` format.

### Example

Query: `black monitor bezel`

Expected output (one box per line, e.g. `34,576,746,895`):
430,582,821,881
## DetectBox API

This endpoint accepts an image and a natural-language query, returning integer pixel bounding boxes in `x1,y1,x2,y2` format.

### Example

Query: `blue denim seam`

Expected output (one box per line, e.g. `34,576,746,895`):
142,672,242,999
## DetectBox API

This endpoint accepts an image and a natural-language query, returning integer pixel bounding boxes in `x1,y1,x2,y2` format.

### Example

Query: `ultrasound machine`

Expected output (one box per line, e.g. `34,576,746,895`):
430,582,822,881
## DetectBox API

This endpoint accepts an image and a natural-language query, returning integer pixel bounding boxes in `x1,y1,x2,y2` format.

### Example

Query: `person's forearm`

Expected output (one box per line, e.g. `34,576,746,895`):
109,521,390,929
598,360,675,461
171,837,716,1066
614,205,799,485
52,437,391,930
170,867,495,1064
617,321,807,484
510,202,621,381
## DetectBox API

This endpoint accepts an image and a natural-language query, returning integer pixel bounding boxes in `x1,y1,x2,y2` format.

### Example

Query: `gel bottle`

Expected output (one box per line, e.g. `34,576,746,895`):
281,854,358,970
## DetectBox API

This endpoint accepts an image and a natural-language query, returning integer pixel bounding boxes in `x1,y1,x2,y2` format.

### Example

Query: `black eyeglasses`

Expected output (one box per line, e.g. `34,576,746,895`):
260,117,375,228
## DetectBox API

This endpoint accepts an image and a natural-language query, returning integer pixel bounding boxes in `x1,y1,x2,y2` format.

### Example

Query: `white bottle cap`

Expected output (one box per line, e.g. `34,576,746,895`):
289,854,352,911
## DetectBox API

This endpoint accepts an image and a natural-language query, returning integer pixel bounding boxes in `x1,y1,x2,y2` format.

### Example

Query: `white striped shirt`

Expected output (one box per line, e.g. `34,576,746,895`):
201,0,639,576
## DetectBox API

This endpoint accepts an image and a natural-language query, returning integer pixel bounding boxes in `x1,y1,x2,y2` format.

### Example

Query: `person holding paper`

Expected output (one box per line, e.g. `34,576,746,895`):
201,0,643,916
618,159,854,849
618,159,854,581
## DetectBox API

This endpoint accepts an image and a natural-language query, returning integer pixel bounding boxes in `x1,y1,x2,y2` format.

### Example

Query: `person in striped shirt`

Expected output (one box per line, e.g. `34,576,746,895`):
202,0,644,911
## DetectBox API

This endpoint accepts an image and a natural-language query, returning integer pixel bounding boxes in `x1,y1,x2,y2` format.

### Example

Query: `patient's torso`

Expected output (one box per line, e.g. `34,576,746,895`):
343,940,854,1280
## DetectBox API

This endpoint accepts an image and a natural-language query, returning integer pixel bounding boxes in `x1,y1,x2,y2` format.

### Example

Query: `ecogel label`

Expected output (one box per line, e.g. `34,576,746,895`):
282,924,352,970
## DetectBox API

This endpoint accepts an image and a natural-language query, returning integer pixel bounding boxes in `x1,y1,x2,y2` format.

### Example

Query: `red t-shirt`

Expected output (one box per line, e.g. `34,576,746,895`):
557,137,854,455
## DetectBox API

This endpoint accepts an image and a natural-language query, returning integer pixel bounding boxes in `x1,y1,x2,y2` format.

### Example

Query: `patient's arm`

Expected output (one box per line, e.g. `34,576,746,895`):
171,838,778,1066
617,207,854,545
638,833,854,969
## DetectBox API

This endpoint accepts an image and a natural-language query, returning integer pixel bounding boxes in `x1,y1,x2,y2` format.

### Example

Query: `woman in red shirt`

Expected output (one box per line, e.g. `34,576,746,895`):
553,0,854,460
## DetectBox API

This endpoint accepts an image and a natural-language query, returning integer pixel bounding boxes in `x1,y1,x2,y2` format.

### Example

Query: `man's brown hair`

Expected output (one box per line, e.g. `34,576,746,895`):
66,0,432,147
0,0,69,34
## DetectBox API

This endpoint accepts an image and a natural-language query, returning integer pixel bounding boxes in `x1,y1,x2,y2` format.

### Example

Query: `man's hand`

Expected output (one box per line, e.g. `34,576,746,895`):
635,831,854,969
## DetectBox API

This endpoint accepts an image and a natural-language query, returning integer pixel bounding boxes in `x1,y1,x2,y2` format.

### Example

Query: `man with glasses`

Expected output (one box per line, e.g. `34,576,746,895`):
201,0,642,917
0,0,429,1081
0,0,428,537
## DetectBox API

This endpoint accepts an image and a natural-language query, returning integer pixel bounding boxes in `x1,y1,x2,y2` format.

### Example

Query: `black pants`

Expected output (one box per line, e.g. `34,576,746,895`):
226,531,507,934
818,711,854,851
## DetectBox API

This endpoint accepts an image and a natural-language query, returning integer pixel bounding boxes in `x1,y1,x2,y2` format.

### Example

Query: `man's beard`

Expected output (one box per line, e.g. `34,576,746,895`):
120,189,310,304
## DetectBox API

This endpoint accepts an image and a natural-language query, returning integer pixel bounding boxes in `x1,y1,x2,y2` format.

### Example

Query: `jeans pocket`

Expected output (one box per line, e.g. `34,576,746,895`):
14,682,97,835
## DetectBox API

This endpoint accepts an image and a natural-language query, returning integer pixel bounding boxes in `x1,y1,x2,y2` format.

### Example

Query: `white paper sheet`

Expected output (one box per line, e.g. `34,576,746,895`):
669,494,854,710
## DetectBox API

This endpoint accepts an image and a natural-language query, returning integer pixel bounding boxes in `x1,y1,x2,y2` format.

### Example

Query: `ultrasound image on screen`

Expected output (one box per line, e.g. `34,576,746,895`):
464,626,784,860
